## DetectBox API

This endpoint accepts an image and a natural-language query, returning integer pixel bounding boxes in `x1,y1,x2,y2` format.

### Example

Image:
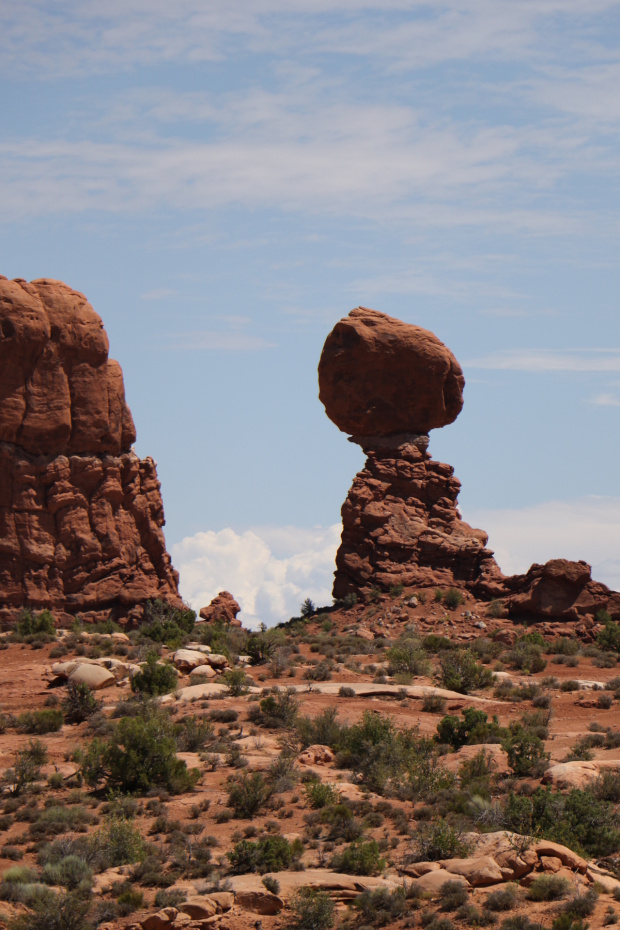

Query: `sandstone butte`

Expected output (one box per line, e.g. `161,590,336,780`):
319,306,620,623
0,275,182,626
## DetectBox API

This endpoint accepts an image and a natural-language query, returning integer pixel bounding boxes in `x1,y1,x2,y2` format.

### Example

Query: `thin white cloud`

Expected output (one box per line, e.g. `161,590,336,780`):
467,496,620,592
466,349,620,372
172,524,341,628
590,392,620,407
140,288,178,300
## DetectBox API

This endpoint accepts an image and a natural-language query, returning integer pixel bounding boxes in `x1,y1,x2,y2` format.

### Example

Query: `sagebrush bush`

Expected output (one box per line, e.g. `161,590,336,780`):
62,681,102,724
289,886,335,930
526,874,570,902
330,838,385,876
17,709,63,734
353,886,408,927
227,771,273,818
138,599,196,647
387,638,431,676
227,835,302,874
81,710,199,795
440,649,493,694
131,652,178,695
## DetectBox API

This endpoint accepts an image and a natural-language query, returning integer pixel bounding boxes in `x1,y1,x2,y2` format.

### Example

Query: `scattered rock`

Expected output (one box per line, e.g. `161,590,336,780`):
413,870,468,893
68,663,116,690
440,856,504,886
298,745,335,765
234,892,284,915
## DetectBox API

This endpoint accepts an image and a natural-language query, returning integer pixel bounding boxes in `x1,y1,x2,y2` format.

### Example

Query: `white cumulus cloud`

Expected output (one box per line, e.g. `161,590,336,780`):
172,524,341,628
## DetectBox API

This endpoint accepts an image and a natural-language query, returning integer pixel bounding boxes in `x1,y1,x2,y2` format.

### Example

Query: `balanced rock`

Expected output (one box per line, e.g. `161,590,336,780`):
319,308,502,599
0,276,182,626
318,307,464,437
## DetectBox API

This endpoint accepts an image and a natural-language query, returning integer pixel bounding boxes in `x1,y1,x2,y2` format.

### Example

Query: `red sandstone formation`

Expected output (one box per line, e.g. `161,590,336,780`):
320,307,620,621
199,591,242,626
331,434,500,600
0,276,182,626
500,559,620,624
318,306,464,437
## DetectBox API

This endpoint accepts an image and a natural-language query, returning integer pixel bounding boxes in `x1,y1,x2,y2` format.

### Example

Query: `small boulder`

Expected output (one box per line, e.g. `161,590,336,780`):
441,857,504,887
172,649,211,671
140,909,177,930
68,663,115,690
234,891,284,915
179,897,217,919
413,870,468,893
298,745,335,765
189,664,217,679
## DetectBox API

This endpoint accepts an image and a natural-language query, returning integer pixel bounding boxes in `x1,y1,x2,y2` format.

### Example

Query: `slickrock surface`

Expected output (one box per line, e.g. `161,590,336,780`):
0,276,181,625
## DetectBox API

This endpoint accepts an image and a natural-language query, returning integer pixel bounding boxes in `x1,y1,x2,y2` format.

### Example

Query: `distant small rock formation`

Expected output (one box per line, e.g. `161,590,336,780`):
199,591,242,627
0,276,182,626
319,307,620,622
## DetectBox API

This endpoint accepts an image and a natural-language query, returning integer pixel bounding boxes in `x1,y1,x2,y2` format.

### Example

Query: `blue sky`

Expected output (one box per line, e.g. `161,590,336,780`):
2,0,620,624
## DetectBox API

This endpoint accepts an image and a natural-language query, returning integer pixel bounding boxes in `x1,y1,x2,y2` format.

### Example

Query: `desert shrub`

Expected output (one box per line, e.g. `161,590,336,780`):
410,820,469,862
297,707,345,749
209,708,239,723
387,638,431,676
255,689,299,728
597,616,620,652
505,643,547,674
245,629,286,663
305,782,340,809
486,599,505,619
29,804,95,838
422,693,447,713
485,884,518,911
154,888,187,907
353,886,407,926
339,686,355,698
81,711,199,795
174,715,214,751
436,708,505,750
222,668,251,695
262,875,280,894
131,652,178,695
503,787,620,857
438,879,468,910
330,838,385,876
9,739,48,793
559,888,599,919
61,681,102,724
41,855,92,890
139,599,196,646
526,874,570,901
440,650,493,694
443,588,464,610
8,891,92,930
12,609,56,640
598,692,614,709
289,886,335,930
501,724,549,776
500,918,544,930
90,815,148,868
594,771,620,802
227,835,301,874
17,709,63,734
304,661,333,682
227,771,273,818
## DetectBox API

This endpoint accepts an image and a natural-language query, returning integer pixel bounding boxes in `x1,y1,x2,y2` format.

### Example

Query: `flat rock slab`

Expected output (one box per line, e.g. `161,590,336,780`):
229,869,399,900
292,682,497,704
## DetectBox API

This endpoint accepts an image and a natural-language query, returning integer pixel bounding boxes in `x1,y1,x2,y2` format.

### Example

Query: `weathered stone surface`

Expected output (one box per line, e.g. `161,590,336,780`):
332,435,501,599
0,275,181,625
413,870,469,893
234,891,284,915
68,663,116,689
499,559,620,622
199,591,241,626
319,307,464,436
441,856,504,886
179,897,218,919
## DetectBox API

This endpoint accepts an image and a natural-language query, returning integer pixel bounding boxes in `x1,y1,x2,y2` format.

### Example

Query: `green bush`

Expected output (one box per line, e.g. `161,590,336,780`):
17,709,63,734
300,599,316,618
506,643,547,674
62,681,102,724
174,715,214,752
222,668,251,696
439,650,493,694
227,835,301,874
526,874,570,901
387,638,431,676
485,883,518,911
227,771,273,818
330,839,385,876
436,708,505,749
501,724,549,776
305,782,340,809
438,879,468,911
131,652,178,695
597,617,620,652
41,856,92,890
139,599,196,647
9,739,48,793
411,820,469,862
89,815,148,867
81,711,199,795
8,891,91,930
13,609,56,639
256,689,299,728
353,886,407,927
289,886,335,930
443,588,464,610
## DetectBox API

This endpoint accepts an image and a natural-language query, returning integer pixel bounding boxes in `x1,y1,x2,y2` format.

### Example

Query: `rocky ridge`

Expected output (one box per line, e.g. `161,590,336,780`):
0,276,181,625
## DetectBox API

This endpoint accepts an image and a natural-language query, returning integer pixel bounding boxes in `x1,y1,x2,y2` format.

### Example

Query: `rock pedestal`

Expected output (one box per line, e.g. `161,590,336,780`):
0,275,182,625
333,433,500,599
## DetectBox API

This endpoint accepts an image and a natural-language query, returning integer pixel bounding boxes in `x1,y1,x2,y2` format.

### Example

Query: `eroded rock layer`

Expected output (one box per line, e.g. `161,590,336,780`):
0,276,181,625
333,434,502,600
